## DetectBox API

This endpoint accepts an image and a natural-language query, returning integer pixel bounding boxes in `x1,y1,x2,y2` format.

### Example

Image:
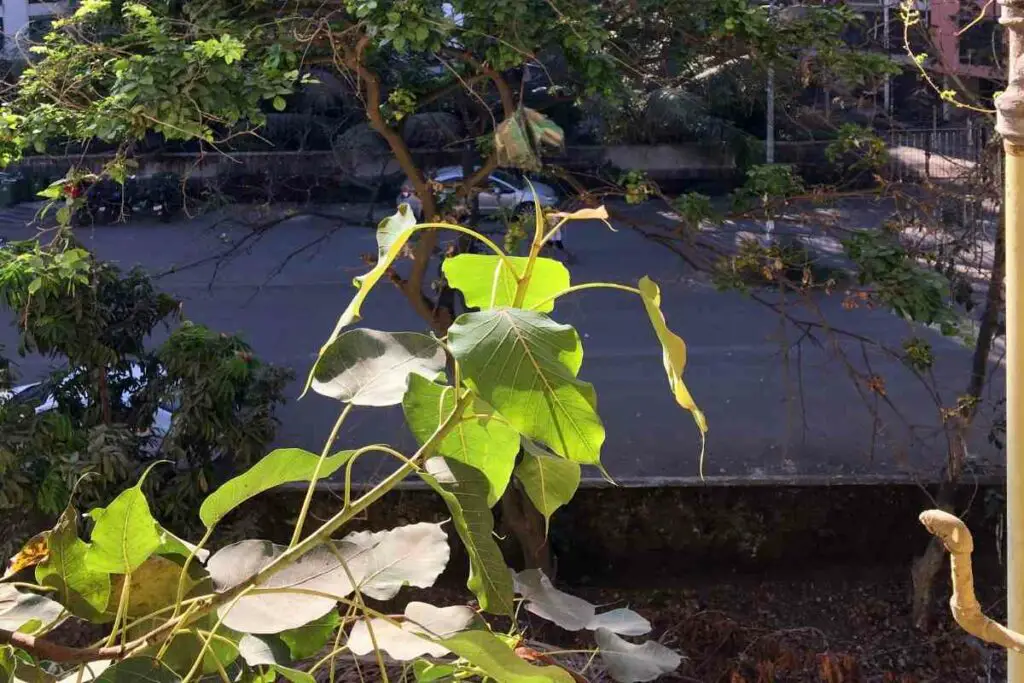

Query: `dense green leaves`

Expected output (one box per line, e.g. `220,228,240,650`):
449,308,605,464
516,439,581,530
419,458,514,615
442,631,575,683
35,504,110,619
311,329,446,405
403,375,519,505
200,448,356,528
86,483,162,574
442,254,569,313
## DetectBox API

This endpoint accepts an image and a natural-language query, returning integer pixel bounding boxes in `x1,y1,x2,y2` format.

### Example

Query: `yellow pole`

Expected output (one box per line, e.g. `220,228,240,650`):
998,1,1024,678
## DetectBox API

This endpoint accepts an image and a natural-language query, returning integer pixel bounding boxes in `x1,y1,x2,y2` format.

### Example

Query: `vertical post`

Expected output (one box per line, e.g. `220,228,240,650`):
997,0,1024,678
925,129,933,178
883,0,892,117
766,0,776,236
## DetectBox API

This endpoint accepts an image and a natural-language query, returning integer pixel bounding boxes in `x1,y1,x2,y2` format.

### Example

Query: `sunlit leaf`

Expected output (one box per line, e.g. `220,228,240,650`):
449,308,605,464
209,523,448,633
442,254,569,313
311,329,445,405
85,484,162,574
92,657,180,683
442,631,574,683
35,504,110,620
515,439,580,531
108,556,197,617
0,586,62,634
594,628,682,682
587,608,651,636
200,448,356,528
419,458,514,615
4,533,49,579
303,204,419,395
637,276,707,458
515,569,594,631
348,602,475,660
403,375,519,506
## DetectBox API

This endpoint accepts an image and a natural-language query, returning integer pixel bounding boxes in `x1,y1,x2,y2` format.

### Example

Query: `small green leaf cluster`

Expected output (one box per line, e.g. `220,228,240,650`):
825,124,889,173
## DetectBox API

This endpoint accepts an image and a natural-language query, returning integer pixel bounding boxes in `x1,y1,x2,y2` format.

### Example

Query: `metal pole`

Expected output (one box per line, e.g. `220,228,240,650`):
766,0,776,236
996,0,1024,678
883,0,891,116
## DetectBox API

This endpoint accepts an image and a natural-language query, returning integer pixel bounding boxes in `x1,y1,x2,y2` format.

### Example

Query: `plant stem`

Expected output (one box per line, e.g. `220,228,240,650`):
290,402,354,547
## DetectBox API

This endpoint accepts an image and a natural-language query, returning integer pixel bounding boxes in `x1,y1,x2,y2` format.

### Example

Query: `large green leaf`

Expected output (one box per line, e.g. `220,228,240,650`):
35,504,110,619
311,329,446,405
418,458,514,616
85,485,162,574
303,204,419,394
0,586,62,634
442,254,569,312
402,374,519,506
515,439,580,532
637,276,706,438
441,631,574,683
279,611,340,660
448,308,605,464
200,448,356,528
92,658,180,683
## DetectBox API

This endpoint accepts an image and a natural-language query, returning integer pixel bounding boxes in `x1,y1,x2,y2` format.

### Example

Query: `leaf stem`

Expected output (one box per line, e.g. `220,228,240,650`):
528,282,644,312
290,402,355,547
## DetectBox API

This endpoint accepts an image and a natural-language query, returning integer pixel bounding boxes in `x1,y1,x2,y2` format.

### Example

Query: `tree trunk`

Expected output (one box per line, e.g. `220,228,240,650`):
500,477,554,576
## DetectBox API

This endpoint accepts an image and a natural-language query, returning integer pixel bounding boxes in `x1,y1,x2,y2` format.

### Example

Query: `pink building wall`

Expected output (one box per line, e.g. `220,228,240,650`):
926,0,1000,80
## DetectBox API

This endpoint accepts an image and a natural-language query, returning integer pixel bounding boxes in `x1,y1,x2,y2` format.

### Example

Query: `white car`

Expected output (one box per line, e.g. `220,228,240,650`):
0,363,174,455
397,167,560,219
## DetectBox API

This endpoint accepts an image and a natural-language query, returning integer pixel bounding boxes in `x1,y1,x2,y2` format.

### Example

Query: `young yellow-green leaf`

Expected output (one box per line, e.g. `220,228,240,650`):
303,204,419,395
442,630,574,683
311,329,445,405
637,277,707,459
419,459,514,616
448,308,605,464
515,439,580,532
35,504,110,620
85,485,162,574
403,374,519,506
442,254,569,312
200,448,355,528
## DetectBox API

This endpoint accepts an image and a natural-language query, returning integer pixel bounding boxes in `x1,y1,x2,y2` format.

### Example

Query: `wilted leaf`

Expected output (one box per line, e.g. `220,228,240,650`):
304,204,419,394
587,609,651,637
209,523,448,633
92,658,180,683
403,375,519,506
442,631,574,683
348,602,475,660
86,485,162,574
4,533,49,579
419,459,514,615
238,634,314,683
36,505,110,620
515,570,594,631
311,329,445,405
200,448,356,528
515,439,580,531
546,206,610,222
442,254,569,313
594,628,682,682
0,586,62,633
449,309,605,464
637,277,706,461
279,611,340,660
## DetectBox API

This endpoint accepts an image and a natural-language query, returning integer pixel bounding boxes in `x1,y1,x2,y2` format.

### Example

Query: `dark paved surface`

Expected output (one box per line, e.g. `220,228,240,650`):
0,200,1004,486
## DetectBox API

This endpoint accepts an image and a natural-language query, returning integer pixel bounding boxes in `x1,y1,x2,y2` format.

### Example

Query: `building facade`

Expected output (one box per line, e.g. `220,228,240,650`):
0,0,71,53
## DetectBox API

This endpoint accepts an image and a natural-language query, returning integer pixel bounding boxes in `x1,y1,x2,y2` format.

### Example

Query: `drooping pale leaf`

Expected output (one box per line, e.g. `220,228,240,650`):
303,204,420,395
4,533,49,579
279,610,340,660
448,309,605,464
0,585,62,633
442,631,574,683
516,439,581,530
311,329,445,405
403,375,519,506
637,277,707,457
419,458,514,615
347,602,475,660
35,504,110,619
92,658,180,683
442,254,569,312
587,609,652,637
514,569,595,631
238,634,315,683
594,628,682,682
200,448,356,528
208,523,448,633
86,485,162,574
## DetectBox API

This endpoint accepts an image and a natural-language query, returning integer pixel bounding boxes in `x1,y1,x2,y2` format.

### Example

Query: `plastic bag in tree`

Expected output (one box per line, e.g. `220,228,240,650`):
494,108,564,171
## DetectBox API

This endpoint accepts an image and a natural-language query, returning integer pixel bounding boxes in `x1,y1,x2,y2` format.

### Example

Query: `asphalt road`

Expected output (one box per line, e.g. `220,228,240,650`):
0,201,1004,485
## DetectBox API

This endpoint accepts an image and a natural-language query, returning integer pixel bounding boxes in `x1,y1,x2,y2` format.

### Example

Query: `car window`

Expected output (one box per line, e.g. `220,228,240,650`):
490,170,519,186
